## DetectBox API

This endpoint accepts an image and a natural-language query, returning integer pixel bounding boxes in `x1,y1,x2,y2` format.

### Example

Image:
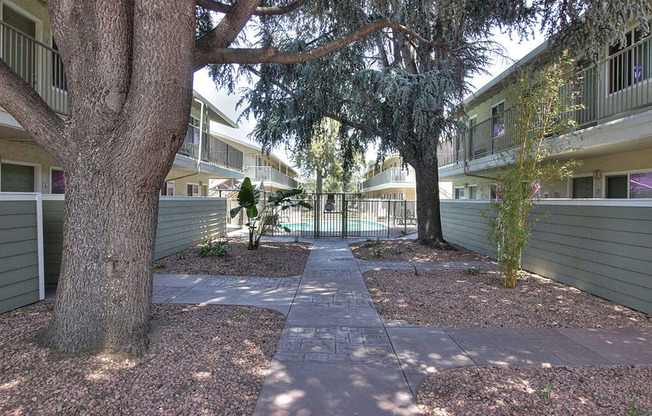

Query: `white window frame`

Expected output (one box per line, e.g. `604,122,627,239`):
568,173,594,199
0,159,42,192
467,184,477,200
187,182,199,197
602,168,652,199
161,180,174,196
454,186,466,200
50,166,65,194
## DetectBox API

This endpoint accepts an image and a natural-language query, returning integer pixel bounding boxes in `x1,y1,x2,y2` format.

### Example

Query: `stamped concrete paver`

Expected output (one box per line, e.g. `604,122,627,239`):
153,274,300,315
153,238,652,414
254,240,420,416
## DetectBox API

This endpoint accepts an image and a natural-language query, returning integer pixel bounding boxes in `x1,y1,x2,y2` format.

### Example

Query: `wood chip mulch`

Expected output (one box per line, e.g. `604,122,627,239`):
350,240,490,262
418,365,652,416
0,302,284,415
363,269,652,328
156,238,311,277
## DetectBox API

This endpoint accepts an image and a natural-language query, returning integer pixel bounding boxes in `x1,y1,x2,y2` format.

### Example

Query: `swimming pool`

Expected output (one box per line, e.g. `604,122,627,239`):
285,219,386,232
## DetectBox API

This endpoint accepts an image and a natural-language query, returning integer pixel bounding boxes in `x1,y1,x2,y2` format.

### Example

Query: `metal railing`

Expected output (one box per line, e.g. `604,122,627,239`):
263,193,417,238
244,166,299,188
202,136,244,171
178,124,201,158
440,33,652,168
361,167,415,190
0,21,68,115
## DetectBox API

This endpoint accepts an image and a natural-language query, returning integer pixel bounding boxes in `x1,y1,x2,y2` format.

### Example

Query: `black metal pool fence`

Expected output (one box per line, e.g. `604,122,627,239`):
229,193,417,238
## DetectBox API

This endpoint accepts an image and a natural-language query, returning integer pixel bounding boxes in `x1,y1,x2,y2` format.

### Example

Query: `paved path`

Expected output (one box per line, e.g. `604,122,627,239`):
153,240,652,416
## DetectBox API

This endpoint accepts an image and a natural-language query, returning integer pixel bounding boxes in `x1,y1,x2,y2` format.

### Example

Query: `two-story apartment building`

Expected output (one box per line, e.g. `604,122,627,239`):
0,0,250,196
0,0,297,198
360,155,417,199
360,154,453,200
439,25,652,201
216,134,300,193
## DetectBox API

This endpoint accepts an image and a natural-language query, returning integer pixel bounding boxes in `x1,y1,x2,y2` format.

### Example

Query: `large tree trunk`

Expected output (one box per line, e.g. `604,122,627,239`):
42,163,161,353
412,159,448,247
316,168,323,193
33,0,197,354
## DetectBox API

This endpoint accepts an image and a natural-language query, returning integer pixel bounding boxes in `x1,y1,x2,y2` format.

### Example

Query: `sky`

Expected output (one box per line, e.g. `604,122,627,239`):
193,28,545,168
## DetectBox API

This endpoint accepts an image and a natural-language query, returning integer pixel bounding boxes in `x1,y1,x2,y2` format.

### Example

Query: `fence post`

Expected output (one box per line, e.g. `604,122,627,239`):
314,193,320,239
404,200,407,234
342,194,347,239
387,200,391,238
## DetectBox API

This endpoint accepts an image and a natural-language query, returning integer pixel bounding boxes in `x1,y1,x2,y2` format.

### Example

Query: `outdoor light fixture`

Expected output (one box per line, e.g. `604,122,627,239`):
593,170,601,180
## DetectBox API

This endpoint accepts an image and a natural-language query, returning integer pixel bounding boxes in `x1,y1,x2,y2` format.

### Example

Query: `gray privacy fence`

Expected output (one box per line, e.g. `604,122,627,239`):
0,194,44,314
43,196,227,285
440,200,652,315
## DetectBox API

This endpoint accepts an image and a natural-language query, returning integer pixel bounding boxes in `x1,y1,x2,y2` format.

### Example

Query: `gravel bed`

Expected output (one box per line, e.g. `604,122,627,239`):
1,302,284,415
350,239,490,262
418,365,652,416
156,238,311,277
363,269,651,328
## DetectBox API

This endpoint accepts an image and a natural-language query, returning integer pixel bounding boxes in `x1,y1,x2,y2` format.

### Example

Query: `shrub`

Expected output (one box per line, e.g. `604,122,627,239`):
197,239,230,258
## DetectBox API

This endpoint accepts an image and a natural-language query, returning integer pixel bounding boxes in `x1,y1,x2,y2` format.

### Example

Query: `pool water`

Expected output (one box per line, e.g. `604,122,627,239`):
285,219,386,232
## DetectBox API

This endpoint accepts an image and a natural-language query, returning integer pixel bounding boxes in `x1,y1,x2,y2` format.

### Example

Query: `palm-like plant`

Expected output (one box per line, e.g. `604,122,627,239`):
230,177,312,249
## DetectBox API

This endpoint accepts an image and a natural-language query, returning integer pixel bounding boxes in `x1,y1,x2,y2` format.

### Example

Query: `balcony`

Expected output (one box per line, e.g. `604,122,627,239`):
362,167,415,191
244,166,298,189
1,21,68,115
178,125,244,172
439,32,652,168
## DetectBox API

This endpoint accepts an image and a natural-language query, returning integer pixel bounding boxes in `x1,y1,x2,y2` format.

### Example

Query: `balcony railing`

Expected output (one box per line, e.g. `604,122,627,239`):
202,136,244,171
179,124,201,159
362,167,415,190
244,166,298,188
0,21,68,115
440,33,652,168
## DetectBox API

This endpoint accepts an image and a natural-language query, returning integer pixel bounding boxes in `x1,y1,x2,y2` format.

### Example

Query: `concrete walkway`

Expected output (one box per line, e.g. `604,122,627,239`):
153,239,652,416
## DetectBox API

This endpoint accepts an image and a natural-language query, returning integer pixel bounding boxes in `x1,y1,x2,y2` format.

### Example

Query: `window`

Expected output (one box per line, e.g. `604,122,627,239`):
490,184,499,200
572,177,593,198
160,181,174,196
491,102,505,137
468,185,477,200
51,169,66,194
1,163,35,192
609,26,650,93
187,183,199,196
630,171,652,198
454,187,465,199
606,175,628,199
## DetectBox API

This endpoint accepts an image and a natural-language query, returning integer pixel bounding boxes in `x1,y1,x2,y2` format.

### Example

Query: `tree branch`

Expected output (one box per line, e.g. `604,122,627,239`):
197,18,396,65
0,59,68,161
245,66,383,137
196,0,304,16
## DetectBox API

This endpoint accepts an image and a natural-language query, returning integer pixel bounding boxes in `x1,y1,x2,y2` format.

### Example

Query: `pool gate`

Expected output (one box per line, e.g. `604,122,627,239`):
266,193,417,238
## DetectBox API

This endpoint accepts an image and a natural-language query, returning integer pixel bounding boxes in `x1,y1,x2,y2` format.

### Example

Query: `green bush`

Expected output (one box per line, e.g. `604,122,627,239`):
197,239,230,258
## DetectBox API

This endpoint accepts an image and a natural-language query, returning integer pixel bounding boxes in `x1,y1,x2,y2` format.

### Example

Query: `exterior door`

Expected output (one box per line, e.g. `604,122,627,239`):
1,163,35,192
2,5,37,87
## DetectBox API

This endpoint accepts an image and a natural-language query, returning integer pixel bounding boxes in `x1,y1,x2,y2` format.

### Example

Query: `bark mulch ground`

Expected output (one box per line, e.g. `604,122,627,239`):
350,239,490,262
156,238,311,277
418,365,652,416
363,269,652,328
0,302,284,416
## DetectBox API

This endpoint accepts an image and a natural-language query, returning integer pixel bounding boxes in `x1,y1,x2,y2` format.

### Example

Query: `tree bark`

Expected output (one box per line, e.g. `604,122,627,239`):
316,168,323,194
41,163,161,353
411,159,448,247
